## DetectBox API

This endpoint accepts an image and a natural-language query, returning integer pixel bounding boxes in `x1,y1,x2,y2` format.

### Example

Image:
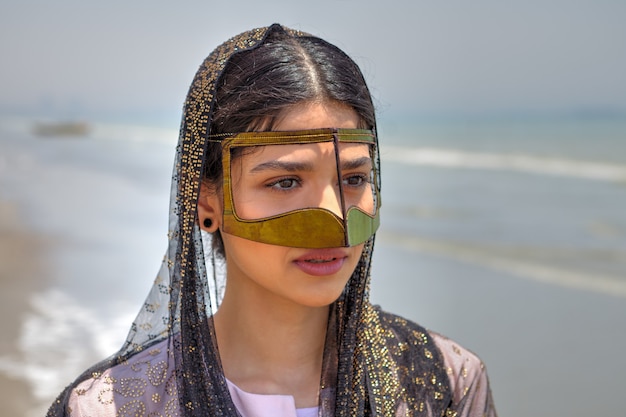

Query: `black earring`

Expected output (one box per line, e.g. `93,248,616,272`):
203,218,213,228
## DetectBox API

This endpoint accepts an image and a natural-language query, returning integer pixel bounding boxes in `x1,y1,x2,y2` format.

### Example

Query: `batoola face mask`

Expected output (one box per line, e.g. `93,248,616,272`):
211,128,381,248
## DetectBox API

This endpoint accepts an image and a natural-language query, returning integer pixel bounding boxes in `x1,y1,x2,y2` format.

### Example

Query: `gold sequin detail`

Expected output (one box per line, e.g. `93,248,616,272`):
360,304,401,416
97,388,114,405
139,322,153,331
147,361,168,386
117,399,146,417
70,342,178,415
118,377,148,397
164,398,180,417
357,305,455,415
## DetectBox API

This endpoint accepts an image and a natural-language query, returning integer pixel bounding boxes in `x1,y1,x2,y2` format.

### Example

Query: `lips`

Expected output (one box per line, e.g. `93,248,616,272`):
293,249,349,276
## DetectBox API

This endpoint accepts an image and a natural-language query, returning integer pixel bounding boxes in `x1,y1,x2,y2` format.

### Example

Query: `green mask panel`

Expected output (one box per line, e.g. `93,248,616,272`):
212,128,381,248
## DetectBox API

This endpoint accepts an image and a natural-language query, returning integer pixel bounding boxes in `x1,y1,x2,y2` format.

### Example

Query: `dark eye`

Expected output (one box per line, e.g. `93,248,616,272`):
268,177,299,190
343,174,366,187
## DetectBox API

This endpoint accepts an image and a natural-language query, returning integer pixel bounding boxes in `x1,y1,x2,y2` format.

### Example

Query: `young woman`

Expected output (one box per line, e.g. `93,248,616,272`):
47,24,496,417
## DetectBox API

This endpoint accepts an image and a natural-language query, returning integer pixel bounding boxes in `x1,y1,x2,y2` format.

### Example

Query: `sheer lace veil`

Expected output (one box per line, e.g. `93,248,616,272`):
47,24,452,417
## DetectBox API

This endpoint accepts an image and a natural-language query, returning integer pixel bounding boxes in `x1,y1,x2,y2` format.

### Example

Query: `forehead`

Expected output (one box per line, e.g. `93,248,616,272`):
222,128,375,149
273,102,360,131
237,141,372,165
217,129,377,175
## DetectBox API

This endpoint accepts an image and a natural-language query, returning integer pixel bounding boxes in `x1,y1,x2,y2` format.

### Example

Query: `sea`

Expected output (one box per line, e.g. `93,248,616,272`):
1,115,625,417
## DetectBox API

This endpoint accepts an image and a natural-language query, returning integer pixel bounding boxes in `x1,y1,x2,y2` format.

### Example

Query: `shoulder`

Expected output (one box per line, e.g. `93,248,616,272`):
430,332,497,416
429,332,487,402
374,308,446,363
67,339,179,417
374,308,497,416
375,307,488,384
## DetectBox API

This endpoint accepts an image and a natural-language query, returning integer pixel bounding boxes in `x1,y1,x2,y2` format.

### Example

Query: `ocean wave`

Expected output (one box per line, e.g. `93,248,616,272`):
379,232,626,299
0,290,134,416
381,146,626,183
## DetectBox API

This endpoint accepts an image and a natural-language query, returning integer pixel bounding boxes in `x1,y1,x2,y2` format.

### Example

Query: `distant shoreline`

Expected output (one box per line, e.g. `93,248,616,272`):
32,121,90,138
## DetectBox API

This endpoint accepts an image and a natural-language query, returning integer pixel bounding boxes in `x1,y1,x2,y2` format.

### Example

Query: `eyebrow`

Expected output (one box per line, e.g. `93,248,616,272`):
341,156,372,171
249,156,372,174
250,160,314,174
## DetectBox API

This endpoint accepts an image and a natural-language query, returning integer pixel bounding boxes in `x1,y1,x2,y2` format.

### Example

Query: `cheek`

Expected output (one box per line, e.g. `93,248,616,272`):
221,233,288,274
340,243,366,283
359,190,375,214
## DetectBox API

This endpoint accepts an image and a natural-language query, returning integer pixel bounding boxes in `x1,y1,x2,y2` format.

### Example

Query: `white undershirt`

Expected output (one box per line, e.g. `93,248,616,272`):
226,378,319,417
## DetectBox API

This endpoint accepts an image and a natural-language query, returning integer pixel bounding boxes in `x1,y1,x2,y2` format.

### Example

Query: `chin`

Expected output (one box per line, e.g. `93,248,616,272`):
296,286,346,308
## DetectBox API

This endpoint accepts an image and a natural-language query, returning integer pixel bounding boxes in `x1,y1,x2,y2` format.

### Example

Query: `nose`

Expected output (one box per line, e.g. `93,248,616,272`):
318,183,344,219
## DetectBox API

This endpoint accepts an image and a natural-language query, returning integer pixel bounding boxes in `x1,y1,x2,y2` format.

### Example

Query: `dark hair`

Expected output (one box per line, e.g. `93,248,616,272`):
203,28,376,256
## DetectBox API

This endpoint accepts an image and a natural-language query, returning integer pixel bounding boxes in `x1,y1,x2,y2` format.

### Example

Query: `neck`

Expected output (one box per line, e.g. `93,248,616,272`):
213,277,329,408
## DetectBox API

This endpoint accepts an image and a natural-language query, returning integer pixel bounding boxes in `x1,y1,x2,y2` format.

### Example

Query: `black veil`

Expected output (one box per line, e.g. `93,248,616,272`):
47,24,453,417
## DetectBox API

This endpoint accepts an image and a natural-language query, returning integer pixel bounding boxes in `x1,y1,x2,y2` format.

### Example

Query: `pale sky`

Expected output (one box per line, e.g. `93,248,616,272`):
1,0,625,125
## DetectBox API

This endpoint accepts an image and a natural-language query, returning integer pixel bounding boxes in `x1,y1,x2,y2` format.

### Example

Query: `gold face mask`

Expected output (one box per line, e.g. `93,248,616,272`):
211,128,381,248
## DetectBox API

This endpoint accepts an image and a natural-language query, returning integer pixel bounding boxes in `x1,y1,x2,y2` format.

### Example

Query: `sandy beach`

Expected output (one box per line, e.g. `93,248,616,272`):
0,201,47,416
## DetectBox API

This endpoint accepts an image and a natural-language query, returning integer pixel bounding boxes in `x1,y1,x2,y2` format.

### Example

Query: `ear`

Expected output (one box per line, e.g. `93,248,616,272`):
198,182,222,233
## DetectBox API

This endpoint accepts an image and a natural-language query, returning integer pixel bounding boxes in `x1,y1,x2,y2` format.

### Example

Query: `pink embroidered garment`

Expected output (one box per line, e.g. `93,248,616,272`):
66,331,493,417
47,24,497,417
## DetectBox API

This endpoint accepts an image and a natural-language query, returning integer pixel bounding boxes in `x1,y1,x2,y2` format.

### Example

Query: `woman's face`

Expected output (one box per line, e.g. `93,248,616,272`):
202,101,370,308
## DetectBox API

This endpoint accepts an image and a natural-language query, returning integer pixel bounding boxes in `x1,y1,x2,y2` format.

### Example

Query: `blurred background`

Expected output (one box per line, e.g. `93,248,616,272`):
1,1,625,416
